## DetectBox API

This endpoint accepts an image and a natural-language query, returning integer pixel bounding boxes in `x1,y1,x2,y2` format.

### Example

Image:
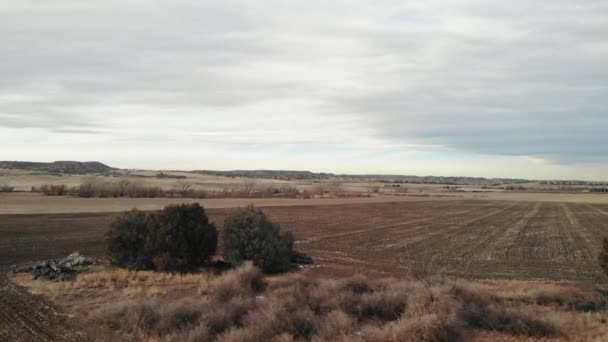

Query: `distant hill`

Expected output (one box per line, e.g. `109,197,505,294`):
0,161,114,174
0,161,545,185
192,169,530,185
193,170,333,180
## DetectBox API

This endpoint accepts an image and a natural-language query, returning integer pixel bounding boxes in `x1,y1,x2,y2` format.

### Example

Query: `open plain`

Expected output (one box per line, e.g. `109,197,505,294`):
3,197,608,281
3,193,608,341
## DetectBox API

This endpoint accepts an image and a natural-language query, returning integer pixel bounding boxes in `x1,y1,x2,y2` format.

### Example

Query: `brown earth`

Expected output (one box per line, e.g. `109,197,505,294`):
2,201,607,281
0,192,438,215
0,213,114,342
4,191,608,215
2,200,608,340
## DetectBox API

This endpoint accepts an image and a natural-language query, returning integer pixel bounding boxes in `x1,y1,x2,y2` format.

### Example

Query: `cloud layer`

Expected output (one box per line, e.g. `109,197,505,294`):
1,1,607,178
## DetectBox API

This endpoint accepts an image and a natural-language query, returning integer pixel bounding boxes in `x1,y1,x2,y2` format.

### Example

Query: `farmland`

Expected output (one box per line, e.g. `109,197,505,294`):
4,198,608,341
2,200,608,281
263,201,608,280
4,197,608,341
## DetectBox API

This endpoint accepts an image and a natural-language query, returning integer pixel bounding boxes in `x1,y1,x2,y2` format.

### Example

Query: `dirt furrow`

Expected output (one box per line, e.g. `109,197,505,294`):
492,202,542,261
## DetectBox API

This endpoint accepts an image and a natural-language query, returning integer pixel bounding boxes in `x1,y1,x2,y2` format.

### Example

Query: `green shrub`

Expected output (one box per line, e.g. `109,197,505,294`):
105,209,155,269
223,205,294,273
147,204,218,271
105,203,218,271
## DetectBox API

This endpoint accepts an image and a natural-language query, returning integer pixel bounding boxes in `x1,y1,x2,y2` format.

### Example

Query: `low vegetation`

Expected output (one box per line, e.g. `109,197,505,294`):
105,203,218,271
15,263,608,341
0,183,14,192
223,205,295,273
30,177,370,199
32,184,68,196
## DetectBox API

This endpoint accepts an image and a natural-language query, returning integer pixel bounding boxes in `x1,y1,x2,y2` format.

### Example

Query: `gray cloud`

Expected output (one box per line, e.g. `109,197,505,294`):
1,0,607,173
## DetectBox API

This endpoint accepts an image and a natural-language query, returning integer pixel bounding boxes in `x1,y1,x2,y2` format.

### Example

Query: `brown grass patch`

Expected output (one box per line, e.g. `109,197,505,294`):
14,264,608,341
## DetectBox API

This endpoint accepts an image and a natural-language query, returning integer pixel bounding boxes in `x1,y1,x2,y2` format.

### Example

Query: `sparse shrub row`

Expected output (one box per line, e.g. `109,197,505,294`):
31,181,328,199
32,179,369,199
31,182,164,198
89,265,579,342
31,184,68,196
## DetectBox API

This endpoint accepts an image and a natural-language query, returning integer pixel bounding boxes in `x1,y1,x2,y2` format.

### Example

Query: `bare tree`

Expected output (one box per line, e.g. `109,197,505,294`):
366,182,380,195
175,180,193,197
114,178,131,197
327,180,342,194
242,178,257,198
311,185,325,197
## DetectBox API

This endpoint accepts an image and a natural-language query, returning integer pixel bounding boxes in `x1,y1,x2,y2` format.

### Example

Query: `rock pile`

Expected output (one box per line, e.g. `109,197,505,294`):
291,250,313,265
24,252,95,281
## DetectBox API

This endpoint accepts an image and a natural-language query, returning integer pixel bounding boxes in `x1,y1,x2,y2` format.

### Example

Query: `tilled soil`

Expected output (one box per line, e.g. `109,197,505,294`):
0,274,97,342
0,213,114,342
2,200,608,340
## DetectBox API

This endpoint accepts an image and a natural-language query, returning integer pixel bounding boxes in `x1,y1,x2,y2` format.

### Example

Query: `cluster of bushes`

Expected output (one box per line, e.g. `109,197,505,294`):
88,265,582,342
31,179,375,199
32,181,322,199
106,204,297,273
106,204,218,271
505,185,528,191
32,181,175,198
77,180,165,198
31,184,68,196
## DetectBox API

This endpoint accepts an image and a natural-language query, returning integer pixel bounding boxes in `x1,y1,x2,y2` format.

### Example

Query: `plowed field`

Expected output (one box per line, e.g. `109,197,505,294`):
2,200,608,341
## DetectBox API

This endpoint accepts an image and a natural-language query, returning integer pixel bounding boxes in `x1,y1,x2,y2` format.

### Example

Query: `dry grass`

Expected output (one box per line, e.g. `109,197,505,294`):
15,264,211,300
32,184,68,196
15,263,608,341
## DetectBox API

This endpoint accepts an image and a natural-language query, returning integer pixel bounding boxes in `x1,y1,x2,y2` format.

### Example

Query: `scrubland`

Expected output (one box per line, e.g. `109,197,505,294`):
14,262,608,341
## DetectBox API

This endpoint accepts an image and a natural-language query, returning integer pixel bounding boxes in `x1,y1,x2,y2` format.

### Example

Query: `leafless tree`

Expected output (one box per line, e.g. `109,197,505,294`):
311,185,325,197
366,182,380,195
327,179,342,194
242,178,257,198
114,178,131,196
175,180,193,197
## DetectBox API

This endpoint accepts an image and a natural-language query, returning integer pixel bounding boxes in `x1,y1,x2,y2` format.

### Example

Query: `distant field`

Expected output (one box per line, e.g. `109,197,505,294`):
0,193,429,214
3,190,608,214
2,200,607,281
0,168,297,192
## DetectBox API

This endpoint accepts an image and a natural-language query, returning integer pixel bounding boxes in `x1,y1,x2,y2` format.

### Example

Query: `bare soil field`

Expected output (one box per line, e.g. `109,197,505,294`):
2,200,607,280
3,199,608,341
3,191,608,215
0,192,443,215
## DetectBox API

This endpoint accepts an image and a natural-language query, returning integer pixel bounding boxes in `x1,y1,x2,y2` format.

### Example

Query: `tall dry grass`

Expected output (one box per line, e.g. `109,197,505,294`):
73,263,608,342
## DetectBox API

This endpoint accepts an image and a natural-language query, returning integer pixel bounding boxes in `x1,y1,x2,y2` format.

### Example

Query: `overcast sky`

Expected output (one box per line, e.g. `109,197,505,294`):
1,1,608,179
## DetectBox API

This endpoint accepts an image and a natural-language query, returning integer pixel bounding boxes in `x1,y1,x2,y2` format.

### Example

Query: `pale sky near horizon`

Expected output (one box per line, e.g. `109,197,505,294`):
1,1,608,180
